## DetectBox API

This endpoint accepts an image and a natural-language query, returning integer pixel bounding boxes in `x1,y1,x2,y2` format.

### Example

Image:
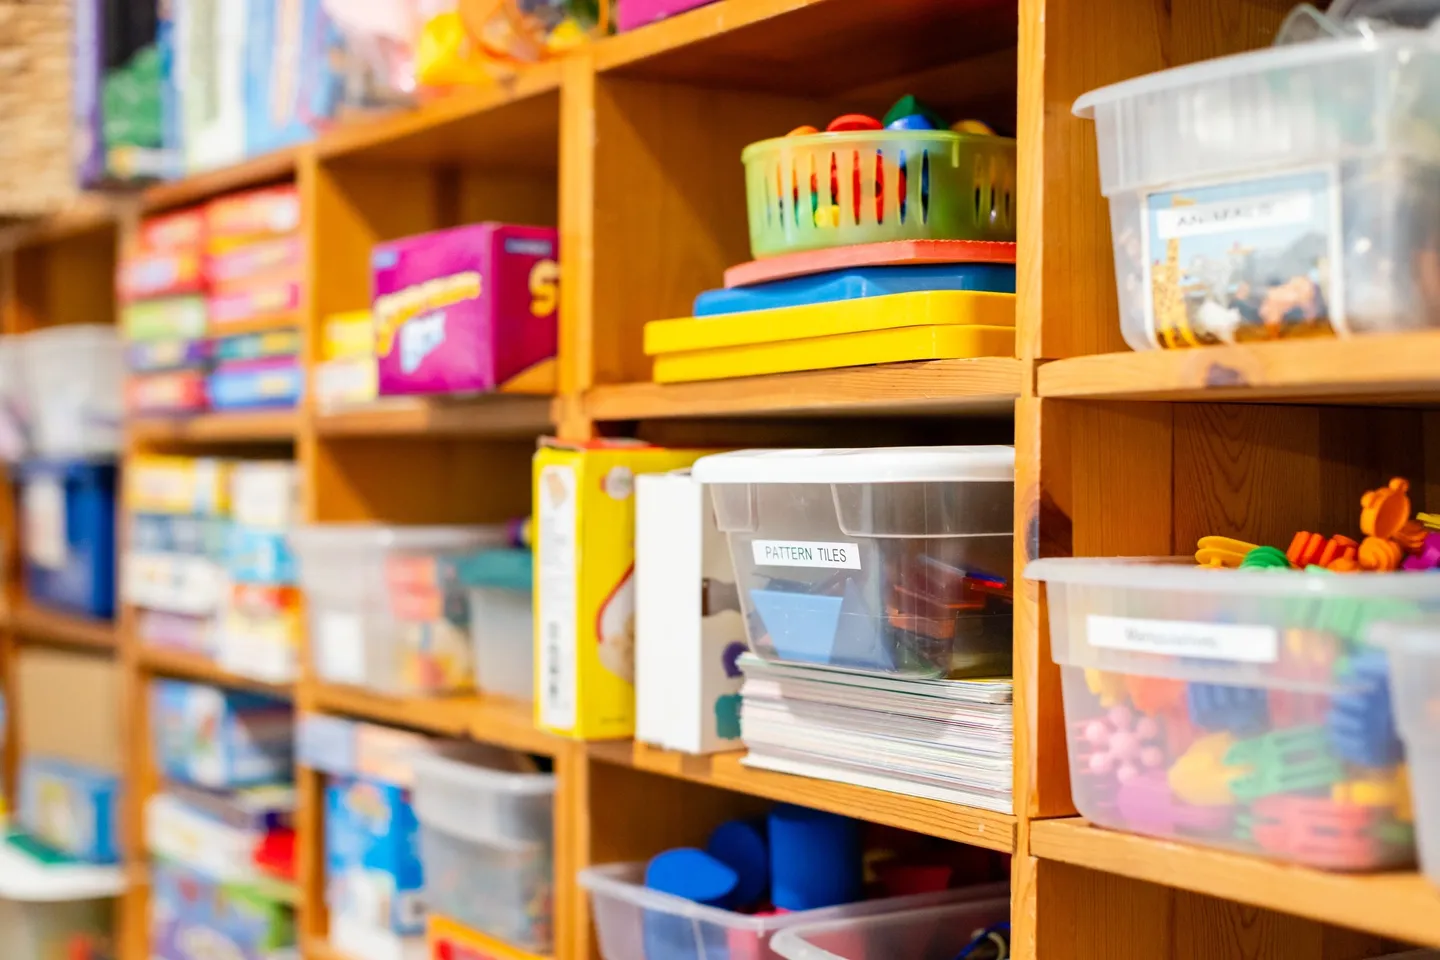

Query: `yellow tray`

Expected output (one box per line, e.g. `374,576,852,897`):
653,323,1015,383
643,289,1014,355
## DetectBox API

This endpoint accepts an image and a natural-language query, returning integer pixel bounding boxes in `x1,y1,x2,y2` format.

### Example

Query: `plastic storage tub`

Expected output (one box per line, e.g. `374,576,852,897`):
291,524,509,695
470,585,534,700
1027,556,1436,870
22,326,123,457
691,447,1014,678
582,865,1006,960
771,897,1010,960
742,131,1016,258
17,459,117,619
1370,620,1440,888
412,748,555,952
1075,31,1440,351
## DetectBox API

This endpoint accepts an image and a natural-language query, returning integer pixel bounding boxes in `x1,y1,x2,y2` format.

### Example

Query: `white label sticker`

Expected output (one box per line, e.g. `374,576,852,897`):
22,477,67,570
751,539,861,570
537,464,578,732
317,612,366,684
1087,615,1279,663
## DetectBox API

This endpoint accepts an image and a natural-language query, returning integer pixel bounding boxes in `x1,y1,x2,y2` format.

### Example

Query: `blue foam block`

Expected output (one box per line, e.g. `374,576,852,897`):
694,264,1015,316
769,805,862,911
707,819,769,909
645,848,739,907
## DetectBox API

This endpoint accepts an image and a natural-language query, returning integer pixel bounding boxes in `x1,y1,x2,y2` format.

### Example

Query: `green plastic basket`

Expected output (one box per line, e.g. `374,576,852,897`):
741,130,1017,258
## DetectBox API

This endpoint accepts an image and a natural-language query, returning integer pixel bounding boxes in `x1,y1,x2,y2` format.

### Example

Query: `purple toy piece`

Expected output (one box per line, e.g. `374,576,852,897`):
617,0,717,31
1115,771,1233,838
372,223,558,397
1402,532,1440,570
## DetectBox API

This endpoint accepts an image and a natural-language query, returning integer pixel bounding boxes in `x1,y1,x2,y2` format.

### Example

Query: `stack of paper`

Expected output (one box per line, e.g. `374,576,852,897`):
738,654,1013,814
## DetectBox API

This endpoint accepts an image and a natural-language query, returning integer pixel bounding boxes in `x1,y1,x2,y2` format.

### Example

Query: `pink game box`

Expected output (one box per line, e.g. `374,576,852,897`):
372,223,559,397
617,0,716,31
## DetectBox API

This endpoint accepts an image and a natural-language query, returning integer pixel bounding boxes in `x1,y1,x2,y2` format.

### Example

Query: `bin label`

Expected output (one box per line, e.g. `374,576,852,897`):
1141,167,1344,348
1087,614,1278,663
751,539,862,570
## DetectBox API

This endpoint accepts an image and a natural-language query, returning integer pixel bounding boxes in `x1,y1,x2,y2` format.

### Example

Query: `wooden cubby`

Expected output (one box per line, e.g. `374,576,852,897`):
0,0,1438,958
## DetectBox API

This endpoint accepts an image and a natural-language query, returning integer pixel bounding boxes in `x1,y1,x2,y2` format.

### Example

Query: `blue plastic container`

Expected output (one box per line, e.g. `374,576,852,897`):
17,459,117,618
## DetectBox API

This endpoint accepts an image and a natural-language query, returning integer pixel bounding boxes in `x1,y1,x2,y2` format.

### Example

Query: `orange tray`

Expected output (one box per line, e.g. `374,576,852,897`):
724,239,1017,288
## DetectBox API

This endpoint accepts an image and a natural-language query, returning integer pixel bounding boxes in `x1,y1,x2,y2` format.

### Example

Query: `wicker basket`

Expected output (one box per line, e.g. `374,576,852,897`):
0,0,77,218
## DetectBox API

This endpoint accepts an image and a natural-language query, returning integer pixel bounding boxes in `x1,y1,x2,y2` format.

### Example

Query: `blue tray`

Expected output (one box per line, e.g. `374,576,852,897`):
693,264,1015,317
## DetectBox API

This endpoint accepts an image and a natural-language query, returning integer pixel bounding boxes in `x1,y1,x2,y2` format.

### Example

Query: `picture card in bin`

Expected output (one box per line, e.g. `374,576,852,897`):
691,447,1015,679
372,223,559,397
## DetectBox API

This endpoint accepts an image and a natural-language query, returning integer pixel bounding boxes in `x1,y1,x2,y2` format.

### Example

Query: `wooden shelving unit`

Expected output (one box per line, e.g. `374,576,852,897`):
2,0,1437,958
11,602,117,651
136,646,294,699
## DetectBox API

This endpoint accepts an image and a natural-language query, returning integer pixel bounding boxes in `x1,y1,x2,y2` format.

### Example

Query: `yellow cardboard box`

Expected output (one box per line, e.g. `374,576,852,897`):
534,439,713,740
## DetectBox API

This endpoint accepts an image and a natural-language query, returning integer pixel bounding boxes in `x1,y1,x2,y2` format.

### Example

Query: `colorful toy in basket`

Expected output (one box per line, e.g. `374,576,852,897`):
150,858,297,960
743,98,1015,259
372,222,559,397
17,757,120,864
1026,476,1440,870
152,680,294,789
1073,28,1440,350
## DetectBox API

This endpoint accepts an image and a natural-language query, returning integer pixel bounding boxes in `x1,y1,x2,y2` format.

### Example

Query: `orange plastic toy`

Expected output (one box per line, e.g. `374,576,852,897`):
1395,519,1428,554
1286,531,1326,567
1358,536,1403,572
1360,477,1411,539
1319,535,1358,568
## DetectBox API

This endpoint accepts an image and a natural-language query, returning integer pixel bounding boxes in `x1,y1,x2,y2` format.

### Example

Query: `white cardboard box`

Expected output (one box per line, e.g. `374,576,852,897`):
635,470,746,755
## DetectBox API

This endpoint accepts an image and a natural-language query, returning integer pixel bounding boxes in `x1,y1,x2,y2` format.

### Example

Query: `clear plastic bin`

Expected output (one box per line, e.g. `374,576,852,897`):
770,897,1010,960
1074,30,1440,350
22,326,123,457
469,586,534,701
291,524,508,695
691,447,1014,678
1027,556,1437,870
581,864,1006,960
411,747,555,953
1370,620,1440,887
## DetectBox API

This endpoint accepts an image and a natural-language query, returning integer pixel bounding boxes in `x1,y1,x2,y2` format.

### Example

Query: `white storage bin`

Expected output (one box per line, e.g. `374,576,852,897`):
291,524,508,695
771,897,1010,960
469,586,534,701
1074,30,1440,350
581,864,1006,960
0,839,122,960
692,447,1014,678
1370,620,1440,888
22,326,122,457
1028,556,1435,871
411,747,555,952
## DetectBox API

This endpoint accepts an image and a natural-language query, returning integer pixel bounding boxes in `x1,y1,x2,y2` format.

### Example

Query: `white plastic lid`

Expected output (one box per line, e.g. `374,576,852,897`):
691,446,1015,485
1027,556,1440,598
1072,29,1427,118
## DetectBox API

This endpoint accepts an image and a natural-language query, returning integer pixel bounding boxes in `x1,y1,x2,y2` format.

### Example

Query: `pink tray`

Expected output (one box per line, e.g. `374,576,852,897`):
724,239,1017,288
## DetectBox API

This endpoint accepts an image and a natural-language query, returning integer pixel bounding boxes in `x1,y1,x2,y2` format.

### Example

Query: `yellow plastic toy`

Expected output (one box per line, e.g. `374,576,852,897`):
1168,732,1249,806
1194,535,1258,568
644,290,1015,384
1084,669,1126,708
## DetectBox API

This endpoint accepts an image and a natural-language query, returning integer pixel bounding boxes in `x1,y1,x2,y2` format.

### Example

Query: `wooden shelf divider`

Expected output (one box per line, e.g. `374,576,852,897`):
127,410,299,445
136,646,294,699
11,602,117,651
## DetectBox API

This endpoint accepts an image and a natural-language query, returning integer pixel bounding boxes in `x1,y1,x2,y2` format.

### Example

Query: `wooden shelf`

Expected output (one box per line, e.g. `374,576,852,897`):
137,646,294,698
588,741,1015,853
0,194,123,251
1037,330,1440,404
11,602,117,651
306,683,561,756
141,147,299,213
302,939,349,960
317,63,563,167
128,410,298,445
1029,818,1440,947
592,0,1016,95
315,395,555,439
584,358,1023,420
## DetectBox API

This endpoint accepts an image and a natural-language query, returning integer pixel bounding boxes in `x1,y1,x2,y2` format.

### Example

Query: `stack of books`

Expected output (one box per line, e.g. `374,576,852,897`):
738,654,1013,813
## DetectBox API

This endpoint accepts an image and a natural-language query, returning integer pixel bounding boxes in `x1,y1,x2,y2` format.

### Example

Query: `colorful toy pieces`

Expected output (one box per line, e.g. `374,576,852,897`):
1074,477,1431,870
